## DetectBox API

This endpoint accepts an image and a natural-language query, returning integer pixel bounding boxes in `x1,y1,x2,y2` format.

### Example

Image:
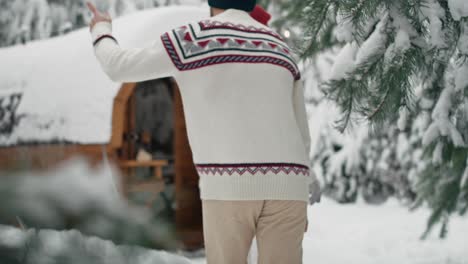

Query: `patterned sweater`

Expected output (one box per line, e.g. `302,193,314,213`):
91,8,318,202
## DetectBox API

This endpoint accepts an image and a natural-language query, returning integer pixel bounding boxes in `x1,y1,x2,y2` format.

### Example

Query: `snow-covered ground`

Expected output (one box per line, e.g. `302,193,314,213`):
1,157,467,263
3,197,466,264
192,198,468,264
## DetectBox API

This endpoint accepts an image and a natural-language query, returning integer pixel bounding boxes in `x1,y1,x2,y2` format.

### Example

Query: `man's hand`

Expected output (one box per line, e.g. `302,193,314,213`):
86,2,112,31
309,179,322,205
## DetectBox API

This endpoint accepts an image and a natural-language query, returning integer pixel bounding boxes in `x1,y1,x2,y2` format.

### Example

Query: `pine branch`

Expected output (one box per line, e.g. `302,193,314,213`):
283,0,468,238
368,86,391,120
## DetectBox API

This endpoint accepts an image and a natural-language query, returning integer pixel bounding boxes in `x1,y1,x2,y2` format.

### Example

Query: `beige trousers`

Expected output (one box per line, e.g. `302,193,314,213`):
201,200,308,264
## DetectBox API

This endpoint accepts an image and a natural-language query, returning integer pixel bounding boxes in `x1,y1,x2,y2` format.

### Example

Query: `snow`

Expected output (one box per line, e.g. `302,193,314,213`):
15,156,119,216
0,225,192,264
423,119,465,147
328,126,367,178
334,9,379,44
448,0,468,21
334,12,354,43
422,76,465,147
455,63,468,92
355,17,387,66
192,198,468,264
328,42,358,81
389,6,418,39
395,29,411,51
397,106,408,130
396,133,409,161
12,142,459,264
420,0,447,48
330,12,415,81
0,6,208,146
303,199,468,264
461,158,468,188
0,156,180,250
1,156,130,224
458,23,468,55
432,141,444,164
301,49,373,201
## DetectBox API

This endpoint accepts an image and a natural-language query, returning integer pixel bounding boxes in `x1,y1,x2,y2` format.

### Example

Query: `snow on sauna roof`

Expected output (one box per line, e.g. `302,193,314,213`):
0,6,208,147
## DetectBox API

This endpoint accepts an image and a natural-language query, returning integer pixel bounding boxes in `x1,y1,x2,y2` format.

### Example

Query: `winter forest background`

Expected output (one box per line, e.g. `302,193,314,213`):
0,0,467,263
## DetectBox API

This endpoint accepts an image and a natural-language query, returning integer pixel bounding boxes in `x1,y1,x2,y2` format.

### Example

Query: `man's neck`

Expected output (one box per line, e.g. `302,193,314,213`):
210,7,225,17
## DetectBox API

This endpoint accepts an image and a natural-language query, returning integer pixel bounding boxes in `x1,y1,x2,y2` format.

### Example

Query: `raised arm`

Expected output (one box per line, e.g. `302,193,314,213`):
87,2,175,83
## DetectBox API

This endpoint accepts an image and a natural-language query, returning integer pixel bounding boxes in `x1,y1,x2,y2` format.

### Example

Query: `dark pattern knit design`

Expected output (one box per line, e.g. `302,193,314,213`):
160,22,301,80
195,162,310,176
198,20,283,41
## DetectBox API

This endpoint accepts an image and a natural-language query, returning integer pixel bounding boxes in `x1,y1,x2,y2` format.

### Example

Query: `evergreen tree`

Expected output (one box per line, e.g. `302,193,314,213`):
280,0,468,237
0,0,198,47
264,1,419,208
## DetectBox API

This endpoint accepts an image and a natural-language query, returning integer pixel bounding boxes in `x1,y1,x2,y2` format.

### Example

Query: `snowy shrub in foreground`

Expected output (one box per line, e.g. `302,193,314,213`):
0,156,178,250
0,224,191,264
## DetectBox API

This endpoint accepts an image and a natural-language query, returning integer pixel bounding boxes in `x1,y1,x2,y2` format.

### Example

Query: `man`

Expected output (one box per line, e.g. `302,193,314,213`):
87,1,321,263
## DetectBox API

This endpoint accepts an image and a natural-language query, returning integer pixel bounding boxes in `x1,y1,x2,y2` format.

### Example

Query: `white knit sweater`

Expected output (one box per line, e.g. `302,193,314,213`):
91,8,318,202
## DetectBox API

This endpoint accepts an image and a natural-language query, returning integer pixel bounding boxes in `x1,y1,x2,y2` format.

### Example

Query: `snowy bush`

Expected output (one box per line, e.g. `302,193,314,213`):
0,224,192,264
0,156,179,250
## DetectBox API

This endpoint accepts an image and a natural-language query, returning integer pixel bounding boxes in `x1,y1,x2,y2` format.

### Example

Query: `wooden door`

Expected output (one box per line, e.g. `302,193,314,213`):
173,80,204,250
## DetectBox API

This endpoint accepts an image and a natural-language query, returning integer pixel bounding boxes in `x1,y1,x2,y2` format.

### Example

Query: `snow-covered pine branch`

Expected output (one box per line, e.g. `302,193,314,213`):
280,0,468,237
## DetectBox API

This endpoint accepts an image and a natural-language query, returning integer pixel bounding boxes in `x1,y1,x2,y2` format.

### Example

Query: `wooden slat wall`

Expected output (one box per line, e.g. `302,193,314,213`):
0,144,118,173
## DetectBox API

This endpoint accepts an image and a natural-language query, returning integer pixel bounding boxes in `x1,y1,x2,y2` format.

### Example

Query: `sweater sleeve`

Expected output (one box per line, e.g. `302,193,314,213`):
292,79,317,183
90,21,176,83
293,79,311,160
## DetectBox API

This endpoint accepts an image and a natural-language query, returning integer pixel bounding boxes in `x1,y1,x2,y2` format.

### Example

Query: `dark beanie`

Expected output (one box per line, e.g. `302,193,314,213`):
208,0,257,12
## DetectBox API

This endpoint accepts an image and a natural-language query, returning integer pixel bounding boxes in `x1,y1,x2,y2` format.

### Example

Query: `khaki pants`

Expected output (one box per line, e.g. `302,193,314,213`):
201,200,308,264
